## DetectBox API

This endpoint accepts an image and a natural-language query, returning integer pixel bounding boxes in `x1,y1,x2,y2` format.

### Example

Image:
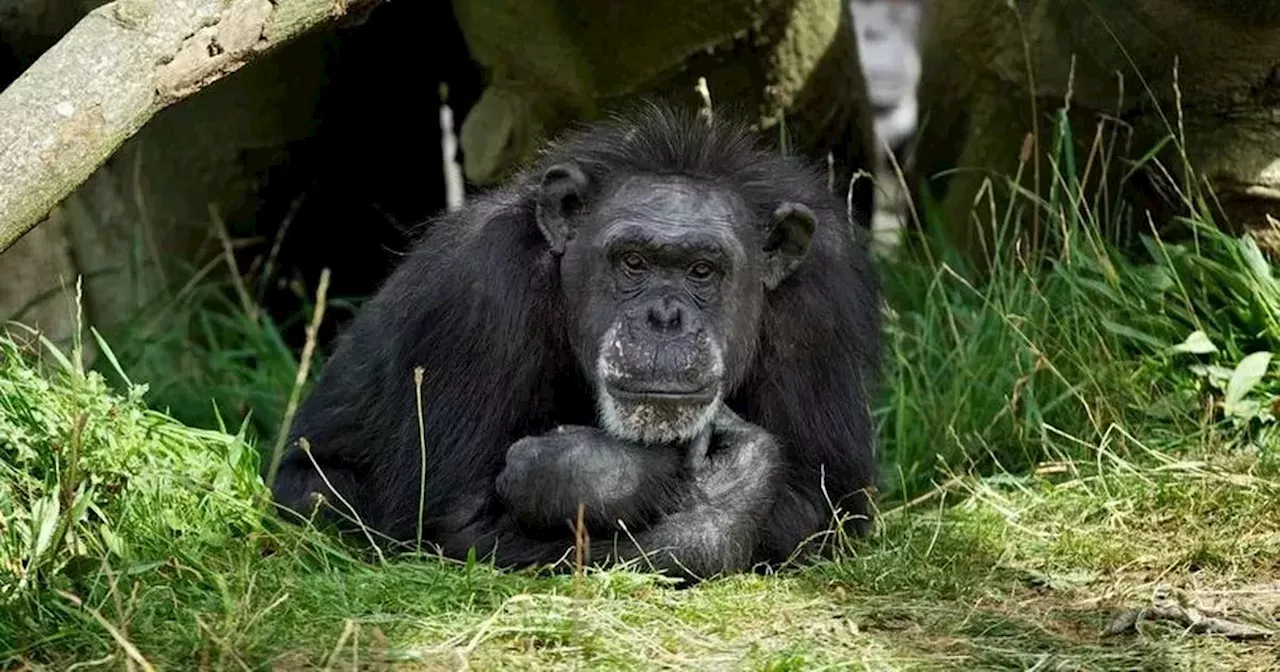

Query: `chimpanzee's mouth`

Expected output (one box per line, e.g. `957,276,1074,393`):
598,380,722,444
605,381,719,403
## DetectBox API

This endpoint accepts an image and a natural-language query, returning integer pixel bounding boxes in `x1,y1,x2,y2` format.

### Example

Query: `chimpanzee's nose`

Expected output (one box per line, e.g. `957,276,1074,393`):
647,297,685,333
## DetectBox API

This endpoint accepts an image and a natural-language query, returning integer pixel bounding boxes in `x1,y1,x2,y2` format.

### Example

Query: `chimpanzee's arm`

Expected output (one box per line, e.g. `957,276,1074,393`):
486,408,780,579
749,365,879,566
495,425,696,534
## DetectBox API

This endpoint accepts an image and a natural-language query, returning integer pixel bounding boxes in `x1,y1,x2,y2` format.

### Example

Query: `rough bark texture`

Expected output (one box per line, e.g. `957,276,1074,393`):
914,0,1280,264
452,0,875,206
0,212,79,343
0,0,382,255
0,1,110,69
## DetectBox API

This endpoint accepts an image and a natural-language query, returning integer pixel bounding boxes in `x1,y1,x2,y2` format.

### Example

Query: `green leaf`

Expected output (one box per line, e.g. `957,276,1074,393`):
1224,351,1273,411
1190,364,1235,392
91,326,133,388
1226,398,1265,422
1135,265,1176,293
30,493,62,563
1102,320,1165,350
1171,330,1217,354
100,526,125,558
1238,236,1273,283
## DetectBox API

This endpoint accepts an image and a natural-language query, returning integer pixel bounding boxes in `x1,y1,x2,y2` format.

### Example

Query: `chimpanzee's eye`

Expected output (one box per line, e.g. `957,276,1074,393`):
688,261,716,281
620,252,647,274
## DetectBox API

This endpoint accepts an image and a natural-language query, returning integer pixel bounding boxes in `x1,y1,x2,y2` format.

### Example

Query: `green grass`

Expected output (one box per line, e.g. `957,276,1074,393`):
5,210,1280,668
6,100,1280,668
876,212,1280,501
88,275,328,445
2,318,1278,668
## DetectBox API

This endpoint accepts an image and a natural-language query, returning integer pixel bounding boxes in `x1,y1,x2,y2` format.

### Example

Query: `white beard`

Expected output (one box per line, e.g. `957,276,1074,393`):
594,324,724,444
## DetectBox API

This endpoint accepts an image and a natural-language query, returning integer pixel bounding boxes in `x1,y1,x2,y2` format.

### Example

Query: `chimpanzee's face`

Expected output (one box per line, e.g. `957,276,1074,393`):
536,166,816,444
566,176,752,443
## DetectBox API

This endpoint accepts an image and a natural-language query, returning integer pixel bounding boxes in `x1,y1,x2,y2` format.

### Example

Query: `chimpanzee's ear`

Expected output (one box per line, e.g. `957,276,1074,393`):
762,202,816,290
536,163,590,255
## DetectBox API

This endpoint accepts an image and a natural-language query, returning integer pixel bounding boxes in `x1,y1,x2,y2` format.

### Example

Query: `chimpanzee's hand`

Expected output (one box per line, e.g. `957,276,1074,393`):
688,406,781,499
496,425,685,533
610,406,782,579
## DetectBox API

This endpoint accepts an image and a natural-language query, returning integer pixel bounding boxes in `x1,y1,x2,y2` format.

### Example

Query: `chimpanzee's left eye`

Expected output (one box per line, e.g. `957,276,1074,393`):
688,261,715,281
621,252,647,274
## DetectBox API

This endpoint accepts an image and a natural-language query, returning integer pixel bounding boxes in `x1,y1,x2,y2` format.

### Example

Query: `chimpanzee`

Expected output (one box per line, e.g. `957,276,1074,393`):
269,103,883,580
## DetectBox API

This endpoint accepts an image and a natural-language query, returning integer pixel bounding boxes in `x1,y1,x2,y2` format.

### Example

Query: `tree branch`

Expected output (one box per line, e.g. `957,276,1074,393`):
0,0,383,254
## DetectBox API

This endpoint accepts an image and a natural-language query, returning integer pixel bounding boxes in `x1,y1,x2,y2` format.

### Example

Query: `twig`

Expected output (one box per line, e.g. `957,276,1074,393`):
1010,0,1042,253
209,203,260,329
102,559,140,672
615,519,660,575
414,365,428,552
264,267,331,490
695,76,713,126
322,619,358,672
193,616,251,671
573,500,588,596
440,83,465,212
258,192,308,301
297,437,387,564
1105,585,1275,641
61,412,88,512
56,591,157,672
130,147,169,293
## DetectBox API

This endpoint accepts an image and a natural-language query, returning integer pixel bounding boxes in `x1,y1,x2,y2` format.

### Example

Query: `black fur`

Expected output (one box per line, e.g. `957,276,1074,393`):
270,104,882,578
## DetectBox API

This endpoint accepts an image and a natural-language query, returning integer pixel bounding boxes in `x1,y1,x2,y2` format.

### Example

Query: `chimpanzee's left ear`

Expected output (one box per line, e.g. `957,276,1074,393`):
535,163,590,255
762,202,816,290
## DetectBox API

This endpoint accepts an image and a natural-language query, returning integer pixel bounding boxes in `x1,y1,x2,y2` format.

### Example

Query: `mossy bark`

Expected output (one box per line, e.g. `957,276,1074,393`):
915,0,1280,264
452,0,875,211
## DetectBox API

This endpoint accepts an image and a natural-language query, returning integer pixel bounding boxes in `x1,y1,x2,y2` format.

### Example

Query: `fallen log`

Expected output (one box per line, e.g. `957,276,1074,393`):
0,0,383,253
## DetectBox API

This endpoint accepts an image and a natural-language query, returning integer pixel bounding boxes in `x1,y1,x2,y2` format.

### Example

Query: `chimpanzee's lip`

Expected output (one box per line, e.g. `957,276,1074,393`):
606,381,718,403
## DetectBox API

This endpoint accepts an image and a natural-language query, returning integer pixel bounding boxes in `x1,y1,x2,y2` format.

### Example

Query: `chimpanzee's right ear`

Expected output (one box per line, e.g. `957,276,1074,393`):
536,163,590,255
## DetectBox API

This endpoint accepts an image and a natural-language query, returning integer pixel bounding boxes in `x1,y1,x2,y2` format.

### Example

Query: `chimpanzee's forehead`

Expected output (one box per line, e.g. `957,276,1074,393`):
596,175,746,233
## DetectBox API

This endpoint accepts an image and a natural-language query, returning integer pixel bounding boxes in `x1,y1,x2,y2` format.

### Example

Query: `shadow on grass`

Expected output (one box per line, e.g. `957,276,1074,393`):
796,514,1199,670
